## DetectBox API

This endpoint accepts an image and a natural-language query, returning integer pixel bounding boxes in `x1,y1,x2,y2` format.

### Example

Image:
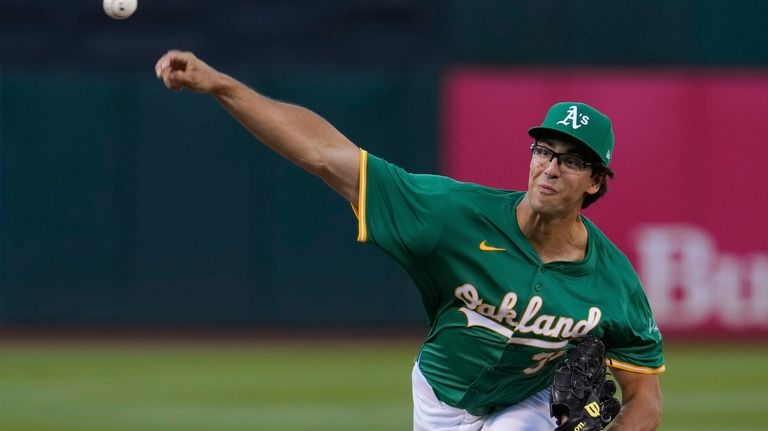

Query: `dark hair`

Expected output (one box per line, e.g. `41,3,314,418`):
582,163,614,209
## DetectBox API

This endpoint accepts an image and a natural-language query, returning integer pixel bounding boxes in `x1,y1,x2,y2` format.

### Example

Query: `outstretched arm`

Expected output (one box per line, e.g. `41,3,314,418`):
155,50,361,203
608,369,662,430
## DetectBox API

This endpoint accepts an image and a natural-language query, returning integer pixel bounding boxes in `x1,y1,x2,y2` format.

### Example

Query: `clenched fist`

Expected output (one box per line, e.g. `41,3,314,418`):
154,50,226,93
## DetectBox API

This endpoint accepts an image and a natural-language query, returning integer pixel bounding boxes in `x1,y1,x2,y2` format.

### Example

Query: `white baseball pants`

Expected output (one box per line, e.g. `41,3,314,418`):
412,363,558,431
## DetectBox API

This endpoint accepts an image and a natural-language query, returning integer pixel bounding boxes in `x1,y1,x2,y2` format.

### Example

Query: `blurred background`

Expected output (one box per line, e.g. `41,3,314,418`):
1,1,767,430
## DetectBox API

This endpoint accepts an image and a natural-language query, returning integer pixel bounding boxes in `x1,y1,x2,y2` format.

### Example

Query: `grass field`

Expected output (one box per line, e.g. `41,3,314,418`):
0,338,766,430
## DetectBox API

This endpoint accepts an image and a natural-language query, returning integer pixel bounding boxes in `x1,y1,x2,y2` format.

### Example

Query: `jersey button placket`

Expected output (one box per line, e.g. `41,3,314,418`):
534,283,542,292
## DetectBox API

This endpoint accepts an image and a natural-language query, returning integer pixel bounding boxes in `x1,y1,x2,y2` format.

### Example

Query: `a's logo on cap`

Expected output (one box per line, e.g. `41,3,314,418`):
605,150,611,160
556,105,590,130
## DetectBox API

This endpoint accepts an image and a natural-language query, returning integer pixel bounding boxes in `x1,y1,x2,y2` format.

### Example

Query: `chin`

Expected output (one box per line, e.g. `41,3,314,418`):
528,194,558,214
528,193,569,218
533,205,561,218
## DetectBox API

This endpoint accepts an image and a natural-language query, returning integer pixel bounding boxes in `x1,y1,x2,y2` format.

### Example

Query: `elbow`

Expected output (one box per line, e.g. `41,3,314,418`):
304,156,327,178
300,140,336,178
292,144,328,178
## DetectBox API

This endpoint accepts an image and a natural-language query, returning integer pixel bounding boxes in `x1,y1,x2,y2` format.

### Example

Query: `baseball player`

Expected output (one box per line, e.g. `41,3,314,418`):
155,50,665,431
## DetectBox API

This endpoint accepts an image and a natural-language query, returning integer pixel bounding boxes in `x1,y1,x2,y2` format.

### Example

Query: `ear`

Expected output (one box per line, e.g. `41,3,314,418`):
585,174,603,195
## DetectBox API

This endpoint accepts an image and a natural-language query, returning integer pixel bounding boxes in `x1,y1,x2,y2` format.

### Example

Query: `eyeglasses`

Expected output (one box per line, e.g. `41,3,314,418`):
530,143,592,173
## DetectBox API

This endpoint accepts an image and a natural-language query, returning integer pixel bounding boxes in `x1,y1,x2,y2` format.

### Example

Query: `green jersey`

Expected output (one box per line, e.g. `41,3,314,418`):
355,151,664,414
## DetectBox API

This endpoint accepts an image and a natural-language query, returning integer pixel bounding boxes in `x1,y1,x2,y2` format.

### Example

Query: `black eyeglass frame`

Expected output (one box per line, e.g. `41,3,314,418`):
529,142,593,171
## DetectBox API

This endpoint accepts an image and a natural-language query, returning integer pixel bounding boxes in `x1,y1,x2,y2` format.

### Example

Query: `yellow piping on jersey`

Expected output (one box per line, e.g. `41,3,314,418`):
356,149,369,242
606,357,666,374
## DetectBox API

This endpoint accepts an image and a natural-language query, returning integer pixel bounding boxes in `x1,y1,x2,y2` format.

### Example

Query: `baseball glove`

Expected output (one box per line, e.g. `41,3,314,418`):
550,336,621,431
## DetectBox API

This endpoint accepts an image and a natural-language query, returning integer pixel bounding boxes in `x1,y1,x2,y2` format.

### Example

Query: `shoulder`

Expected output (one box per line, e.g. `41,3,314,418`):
582,217,640,285
452,181,520,197
367,153,456,191
367,152,520,201
582,217,632,266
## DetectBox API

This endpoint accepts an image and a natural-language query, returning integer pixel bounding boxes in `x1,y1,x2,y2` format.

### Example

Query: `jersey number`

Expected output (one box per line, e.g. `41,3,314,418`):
523,350,566,375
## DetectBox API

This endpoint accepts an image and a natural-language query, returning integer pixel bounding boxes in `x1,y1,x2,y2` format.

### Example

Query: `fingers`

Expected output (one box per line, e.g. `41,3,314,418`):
162,70,183,92
159,68,184,91
155,49,186,77
154,50,218,93
155,49,176,79
155,49,196,90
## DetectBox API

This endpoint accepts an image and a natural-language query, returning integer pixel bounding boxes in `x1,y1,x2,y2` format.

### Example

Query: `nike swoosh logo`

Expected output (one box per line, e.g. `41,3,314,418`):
479,241,506,252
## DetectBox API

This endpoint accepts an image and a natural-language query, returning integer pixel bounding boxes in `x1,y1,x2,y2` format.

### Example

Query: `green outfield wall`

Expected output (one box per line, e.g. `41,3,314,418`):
0,69,435,325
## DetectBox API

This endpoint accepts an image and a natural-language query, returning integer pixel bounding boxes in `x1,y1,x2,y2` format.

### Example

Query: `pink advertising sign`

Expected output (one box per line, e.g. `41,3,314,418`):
443,69,768,336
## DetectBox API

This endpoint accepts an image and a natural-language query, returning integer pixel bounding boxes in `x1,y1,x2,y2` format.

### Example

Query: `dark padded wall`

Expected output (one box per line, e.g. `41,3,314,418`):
0,69,434,325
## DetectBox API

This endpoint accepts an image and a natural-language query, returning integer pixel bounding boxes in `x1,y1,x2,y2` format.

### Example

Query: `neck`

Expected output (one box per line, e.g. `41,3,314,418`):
516,194,588,263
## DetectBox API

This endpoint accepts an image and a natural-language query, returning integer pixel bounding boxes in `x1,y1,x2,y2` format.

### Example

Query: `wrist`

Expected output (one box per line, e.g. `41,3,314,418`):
210,72,236,96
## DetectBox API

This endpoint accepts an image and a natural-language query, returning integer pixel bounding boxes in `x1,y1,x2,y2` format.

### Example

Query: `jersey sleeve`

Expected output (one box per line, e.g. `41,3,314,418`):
354,150,454,267
604,281,666,374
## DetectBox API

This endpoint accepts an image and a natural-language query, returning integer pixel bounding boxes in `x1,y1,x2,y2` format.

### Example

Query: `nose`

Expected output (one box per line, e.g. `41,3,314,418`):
544,156,561,177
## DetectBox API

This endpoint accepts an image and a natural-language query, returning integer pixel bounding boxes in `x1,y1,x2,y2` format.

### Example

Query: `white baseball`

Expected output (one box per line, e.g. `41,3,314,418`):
103,0,138,20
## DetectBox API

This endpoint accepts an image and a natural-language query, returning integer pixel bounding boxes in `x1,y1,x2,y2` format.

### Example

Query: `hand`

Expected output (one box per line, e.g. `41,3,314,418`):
550,337,621,431
154,50,224,93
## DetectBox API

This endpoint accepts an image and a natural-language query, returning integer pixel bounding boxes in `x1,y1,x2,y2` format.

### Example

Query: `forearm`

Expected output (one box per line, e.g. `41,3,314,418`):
607,368,663,431
212,74,356,178
155,50,361,201
607,395,661,430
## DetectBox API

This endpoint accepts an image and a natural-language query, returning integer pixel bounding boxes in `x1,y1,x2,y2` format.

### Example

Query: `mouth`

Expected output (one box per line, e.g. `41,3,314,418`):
536,184,557,195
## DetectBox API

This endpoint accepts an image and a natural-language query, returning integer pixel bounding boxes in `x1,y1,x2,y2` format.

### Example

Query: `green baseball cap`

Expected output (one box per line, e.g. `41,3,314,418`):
528,102,615,166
